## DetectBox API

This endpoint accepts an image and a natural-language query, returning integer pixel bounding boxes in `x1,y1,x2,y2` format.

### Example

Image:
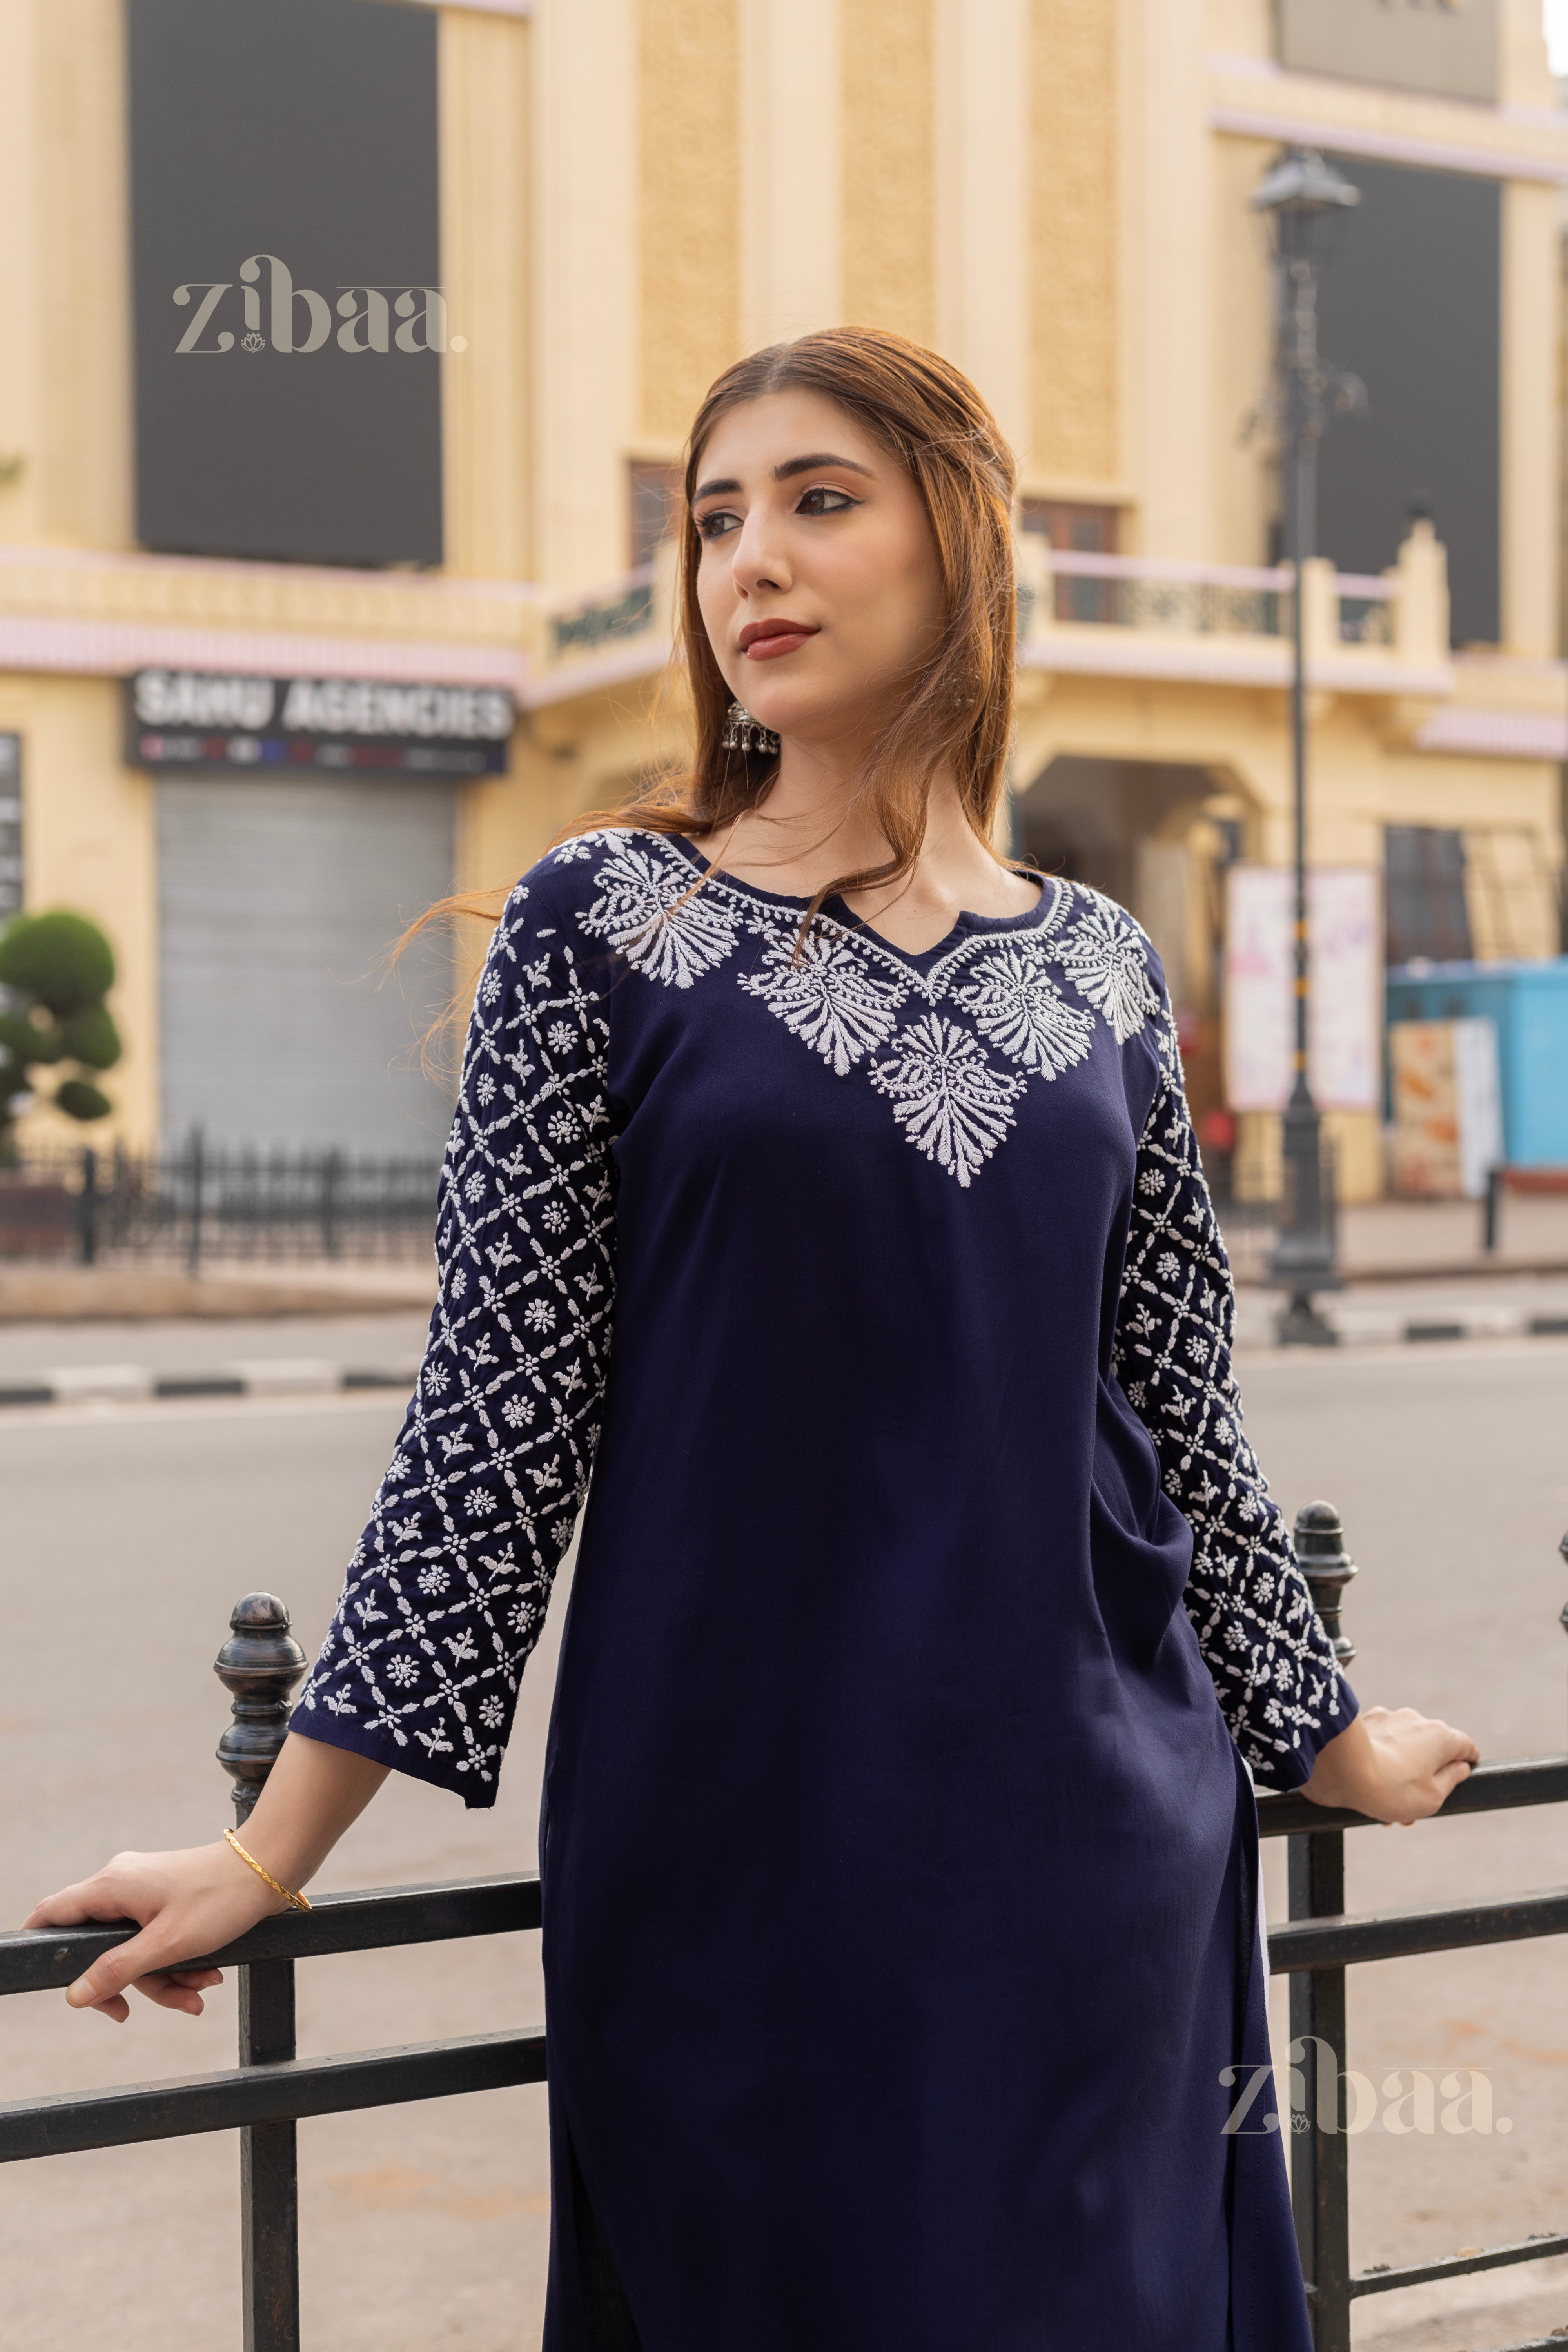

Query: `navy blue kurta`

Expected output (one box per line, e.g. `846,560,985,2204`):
294,828,1359,2350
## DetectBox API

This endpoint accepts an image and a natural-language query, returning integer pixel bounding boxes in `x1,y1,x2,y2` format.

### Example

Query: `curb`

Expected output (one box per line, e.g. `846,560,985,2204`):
0,1361,417,1409
1237,1312,1568,1351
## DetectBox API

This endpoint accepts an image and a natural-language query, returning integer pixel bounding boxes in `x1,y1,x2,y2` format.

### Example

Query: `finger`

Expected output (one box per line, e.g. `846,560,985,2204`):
24,1879,141,1933
131,1973,214,2018
85,1993,130,2024
1432,1757,1473,1801
66,1924,181,2012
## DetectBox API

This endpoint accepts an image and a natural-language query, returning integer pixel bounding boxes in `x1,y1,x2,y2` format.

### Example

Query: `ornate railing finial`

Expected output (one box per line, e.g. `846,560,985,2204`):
214,1593,308,1825
1294,1499,1357,1673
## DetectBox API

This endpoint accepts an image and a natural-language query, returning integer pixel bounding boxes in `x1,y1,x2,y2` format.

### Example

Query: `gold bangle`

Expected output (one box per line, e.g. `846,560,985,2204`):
223,1826,312,1914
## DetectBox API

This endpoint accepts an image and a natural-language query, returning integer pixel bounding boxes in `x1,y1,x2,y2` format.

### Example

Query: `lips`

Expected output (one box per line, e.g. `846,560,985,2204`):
738,617,819,659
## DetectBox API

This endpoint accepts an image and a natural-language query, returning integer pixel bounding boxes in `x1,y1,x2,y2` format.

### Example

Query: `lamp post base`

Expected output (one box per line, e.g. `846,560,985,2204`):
1276,1288,1340,1348
1270,1086,1340,1347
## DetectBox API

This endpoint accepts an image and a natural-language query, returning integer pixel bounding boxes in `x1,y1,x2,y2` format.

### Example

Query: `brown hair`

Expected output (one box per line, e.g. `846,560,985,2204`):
401,327,1019,1015
572,325,1019,914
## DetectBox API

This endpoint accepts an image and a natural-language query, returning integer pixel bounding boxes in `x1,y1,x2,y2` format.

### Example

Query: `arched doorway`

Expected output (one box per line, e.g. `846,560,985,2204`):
1015,755,1251,1166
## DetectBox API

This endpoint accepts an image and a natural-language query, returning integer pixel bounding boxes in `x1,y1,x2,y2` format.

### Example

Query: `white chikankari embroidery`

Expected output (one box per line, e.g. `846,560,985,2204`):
568,832,1155,1185
953,947,1095,1078
582,840,740,989
299,836,1346,1805
738,928,908,1075
1113,993,1352,1788
869,1015,1027,1188
294,882,615,1804
1051,898,1160,1045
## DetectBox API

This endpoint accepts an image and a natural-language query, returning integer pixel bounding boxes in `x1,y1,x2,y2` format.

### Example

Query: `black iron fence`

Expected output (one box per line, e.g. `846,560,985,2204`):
0,1135,441,1271
0,1505,1563,2350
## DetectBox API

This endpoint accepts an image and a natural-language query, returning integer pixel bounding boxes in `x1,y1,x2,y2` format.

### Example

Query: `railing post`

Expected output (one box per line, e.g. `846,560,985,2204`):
321,1149,341,1261
215,1595,309,2352
187,1125,205,1279
1287,1500,1359,2352
77,1144,98,1265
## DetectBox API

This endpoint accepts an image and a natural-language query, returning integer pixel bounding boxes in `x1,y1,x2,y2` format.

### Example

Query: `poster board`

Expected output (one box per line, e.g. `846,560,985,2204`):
1224,866,1381,1112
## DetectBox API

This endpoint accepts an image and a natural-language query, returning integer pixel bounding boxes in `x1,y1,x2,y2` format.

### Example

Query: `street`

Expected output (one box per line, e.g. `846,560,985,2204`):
2,1333,1565,2351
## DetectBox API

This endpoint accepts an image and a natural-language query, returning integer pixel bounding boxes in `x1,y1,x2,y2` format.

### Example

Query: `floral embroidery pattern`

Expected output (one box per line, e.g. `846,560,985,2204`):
1053,899,1161,1045
297,835,1348,1807
738,928,908,1076
583,840,740,989
1114,998,1352,1786
573,833,1154,1187
953,947,1095,1078
292,883,615,1804
869,1015,1027,1187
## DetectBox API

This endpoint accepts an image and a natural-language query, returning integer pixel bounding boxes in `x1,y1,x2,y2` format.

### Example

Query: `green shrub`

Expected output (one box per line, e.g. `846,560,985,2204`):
0,910,121,1151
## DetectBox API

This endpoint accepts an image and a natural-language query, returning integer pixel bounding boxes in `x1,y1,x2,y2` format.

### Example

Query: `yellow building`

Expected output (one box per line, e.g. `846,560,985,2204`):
1,0,1564,1191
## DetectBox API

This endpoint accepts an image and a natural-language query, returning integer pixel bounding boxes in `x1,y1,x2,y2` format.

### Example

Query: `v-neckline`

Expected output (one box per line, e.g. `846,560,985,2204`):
664,832,1061,971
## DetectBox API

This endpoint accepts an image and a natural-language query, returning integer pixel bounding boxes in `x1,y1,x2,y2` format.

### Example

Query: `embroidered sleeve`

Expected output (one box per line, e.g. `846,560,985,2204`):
290,876,615,1809
1112,989,1359,1792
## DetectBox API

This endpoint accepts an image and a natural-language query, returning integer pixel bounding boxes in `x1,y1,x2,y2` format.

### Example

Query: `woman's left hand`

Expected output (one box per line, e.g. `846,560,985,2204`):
1299,1704,1479,1825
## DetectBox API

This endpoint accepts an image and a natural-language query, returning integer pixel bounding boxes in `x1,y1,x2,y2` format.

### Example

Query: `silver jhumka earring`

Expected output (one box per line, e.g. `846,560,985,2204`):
722,700,781,754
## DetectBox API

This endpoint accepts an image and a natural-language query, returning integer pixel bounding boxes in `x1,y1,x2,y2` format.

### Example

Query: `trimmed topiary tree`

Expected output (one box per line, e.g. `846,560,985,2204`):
0,911,122,1161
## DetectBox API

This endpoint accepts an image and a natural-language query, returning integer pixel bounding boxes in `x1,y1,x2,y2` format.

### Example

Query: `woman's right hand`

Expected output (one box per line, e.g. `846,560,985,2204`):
24,1839,288,2024
23,1732,392,2025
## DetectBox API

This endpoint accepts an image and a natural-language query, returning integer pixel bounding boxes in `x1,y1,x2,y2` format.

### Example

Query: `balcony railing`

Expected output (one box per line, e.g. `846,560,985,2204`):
516,526,1449,710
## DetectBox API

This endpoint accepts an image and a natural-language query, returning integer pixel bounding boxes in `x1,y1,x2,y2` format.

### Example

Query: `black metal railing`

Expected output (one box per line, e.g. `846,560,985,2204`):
0,1135,441,1271
0,1508,1563,2350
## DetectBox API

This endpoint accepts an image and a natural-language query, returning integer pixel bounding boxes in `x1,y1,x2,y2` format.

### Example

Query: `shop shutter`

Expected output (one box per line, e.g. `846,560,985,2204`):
156,776,457,1154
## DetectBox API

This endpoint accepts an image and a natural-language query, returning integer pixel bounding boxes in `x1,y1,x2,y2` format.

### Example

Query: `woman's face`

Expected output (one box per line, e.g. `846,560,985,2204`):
691,388,946,745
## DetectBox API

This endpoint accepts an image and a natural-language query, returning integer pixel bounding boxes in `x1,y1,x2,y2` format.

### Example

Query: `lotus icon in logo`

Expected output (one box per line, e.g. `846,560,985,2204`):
242,330,264,353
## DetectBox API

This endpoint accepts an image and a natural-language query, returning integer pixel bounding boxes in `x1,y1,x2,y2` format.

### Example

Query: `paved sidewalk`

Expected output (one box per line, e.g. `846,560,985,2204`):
1234,1271,1568,1352
1224,1192,1568,1286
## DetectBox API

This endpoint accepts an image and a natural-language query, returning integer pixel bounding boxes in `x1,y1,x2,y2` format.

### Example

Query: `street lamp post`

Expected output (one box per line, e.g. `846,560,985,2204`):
1250,148,1362,1348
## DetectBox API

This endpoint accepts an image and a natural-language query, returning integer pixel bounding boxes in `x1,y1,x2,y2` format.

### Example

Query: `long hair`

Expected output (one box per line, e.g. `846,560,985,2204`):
566,326,1018,914
399,327,1019,1039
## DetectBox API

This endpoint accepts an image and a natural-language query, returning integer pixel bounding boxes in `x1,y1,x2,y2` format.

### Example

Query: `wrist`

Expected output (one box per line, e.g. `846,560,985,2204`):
220,1824,312,1913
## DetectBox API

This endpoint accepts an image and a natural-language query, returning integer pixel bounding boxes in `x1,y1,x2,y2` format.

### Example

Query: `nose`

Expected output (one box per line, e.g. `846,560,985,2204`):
730,505,793,600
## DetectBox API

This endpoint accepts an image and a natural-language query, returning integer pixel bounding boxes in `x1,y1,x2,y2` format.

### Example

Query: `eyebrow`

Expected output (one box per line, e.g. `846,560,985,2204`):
692,451,875,502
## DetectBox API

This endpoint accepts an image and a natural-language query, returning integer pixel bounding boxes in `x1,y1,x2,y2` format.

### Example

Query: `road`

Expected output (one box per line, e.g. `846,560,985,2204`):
1,1335,1564,2352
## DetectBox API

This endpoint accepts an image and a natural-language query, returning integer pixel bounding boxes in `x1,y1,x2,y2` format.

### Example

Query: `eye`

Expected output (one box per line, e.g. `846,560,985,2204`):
695,508,742,542
797,485,858,517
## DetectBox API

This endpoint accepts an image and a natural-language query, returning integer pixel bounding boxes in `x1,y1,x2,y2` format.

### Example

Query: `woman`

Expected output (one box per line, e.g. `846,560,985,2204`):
32,330,1477,2350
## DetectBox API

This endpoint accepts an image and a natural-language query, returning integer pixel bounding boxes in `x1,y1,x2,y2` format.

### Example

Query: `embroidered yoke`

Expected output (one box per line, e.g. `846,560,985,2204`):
294,827,1354,2352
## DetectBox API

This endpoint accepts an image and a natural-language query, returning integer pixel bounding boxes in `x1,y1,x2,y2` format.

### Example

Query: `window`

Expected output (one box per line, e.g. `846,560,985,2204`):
1019,500,1120,624
1385,826,1472,966
628,462,682,571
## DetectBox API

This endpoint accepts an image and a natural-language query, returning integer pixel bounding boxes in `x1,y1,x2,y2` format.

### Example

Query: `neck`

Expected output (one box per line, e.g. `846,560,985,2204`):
720,735,970,892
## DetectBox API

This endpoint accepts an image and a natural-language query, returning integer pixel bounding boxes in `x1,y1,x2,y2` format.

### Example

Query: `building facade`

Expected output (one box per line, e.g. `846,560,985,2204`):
1,0,1563,1189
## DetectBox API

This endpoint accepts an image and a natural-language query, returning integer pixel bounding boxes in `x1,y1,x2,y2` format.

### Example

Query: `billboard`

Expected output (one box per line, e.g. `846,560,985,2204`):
1313,157,1500,648
1224,867,1381,1113
127,0,444,568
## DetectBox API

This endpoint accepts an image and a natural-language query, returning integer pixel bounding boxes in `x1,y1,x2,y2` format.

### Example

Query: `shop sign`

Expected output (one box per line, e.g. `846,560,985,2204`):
125,670,514,779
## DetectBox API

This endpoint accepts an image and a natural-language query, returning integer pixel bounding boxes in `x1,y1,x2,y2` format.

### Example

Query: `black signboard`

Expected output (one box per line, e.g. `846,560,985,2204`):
1314,156,1500,647
128,0,443,568
125,671,513,779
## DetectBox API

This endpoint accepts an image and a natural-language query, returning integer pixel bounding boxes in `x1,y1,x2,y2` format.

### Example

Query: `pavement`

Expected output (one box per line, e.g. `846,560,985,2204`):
2,1331,1566,2351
